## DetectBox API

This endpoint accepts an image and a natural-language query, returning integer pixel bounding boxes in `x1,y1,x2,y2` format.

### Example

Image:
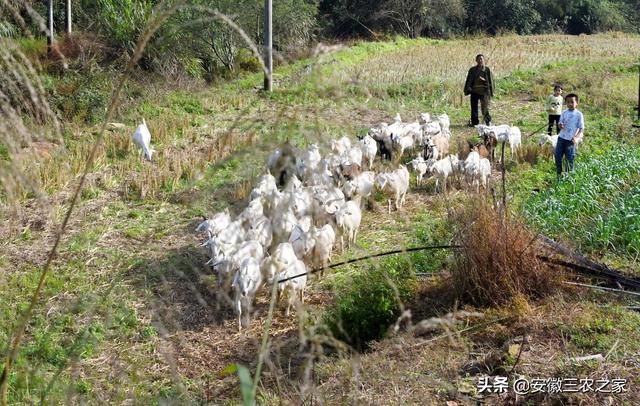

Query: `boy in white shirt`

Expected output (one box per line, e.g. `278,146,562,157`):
555,93,585,178
545,84,563,135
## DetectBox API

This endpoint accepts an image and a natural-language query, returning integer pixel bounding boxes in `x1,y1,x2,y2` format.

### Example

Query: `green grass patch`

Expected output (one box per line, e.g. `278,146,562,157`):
522,145,640,260
324,256,417,351
558,305,640,353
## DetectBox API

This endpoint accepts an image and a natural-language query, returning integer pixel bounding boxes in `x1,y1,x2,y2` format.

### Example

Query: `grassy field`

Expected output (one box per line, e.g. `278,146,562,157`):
1,33,640,404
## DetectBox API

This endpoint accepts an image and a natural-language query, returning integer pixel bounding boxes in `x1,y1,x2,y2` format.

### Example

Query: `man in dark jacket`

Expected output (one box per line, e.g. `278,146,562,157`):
464,54,495,126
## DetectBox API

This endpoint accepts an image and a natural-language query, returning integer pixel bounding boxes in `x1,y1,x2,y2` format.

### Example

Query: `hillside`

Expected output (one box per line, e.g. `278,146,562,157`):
1,33,640,405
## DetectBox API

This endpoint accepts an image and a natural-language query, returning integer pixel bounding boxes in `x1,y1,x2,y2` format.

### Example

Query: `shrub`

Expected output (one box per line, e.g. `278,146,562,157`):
324,256,417,351
236,48,262,73
49,71,113,123
450,200,562,307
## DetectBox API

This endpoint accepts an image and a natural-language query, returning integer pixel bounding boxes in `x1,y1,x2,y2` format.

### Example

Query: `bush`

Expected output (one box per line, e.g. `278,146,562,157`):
236,48,262,73
78,0,152,53
49,71,113,123
450,200,562,307
324,256,417,351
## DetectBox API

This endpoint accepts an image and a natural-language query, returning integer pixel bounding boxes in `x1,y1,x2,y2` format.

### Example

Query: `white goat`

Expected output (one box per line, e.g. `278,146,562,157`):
342,170,375,206
408,156,429,186
271,208,297,246
207,253,235,291
232,257,263,331
331,136,352,156
217,219,245,246
311,185,345,227
419,112,431,124
132,118,154,161
375,165,410,213
428,154,460,193
238,199,264,230
290,188,313,219
259,241,297,289
464,150,481,186
310,224,335,277
391,133,414,160
230,240,264,269
195,209,231,238
250,173,277,202
289,225,315,261
477,158,491,191
246,216,273,250
539,133,558,149
359,134,378,170
476,124,511,141
277,258,307,316
436,113,450,134
507,126,522,160
260,256,279,286
335,200,362,252
297,144,322,181
421,120,441,138
273,242,298,268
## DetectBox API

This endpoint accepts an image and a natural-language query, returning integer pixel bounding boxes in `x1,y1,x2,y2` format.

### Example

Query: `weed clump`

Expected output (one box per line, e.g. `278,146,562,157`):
324,256,417,351
450,201,562,307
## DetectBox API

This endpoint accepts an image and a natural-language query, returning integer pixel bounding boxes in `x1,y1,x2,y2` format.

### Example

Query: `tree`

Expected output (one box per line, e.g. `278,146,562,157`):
465,0,541,35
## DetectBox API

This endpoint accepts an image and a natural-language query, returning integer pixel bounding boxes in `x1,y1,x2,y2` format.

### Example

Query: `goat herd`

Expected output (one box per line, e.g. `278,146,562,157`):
184,113,526,331
111,108,540,330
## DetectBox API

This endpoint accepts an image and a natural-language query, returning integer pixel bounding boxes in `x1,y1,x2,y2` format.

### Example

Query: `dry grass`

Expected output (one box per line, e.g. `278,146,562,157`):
450,200,563,307
333,34,640,102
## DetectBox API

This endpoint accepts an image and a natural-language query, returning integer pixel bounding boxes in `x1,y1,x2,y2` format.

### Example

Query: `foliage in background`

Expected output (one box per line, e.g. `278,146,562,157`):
376,0,466,38
319,0,640,38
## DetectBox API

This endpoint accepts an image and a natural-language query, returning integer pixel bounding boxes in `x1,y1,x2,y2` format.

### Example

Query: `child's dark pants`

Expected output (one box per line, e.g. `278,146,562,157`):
548,114,560,135
554,137,576,175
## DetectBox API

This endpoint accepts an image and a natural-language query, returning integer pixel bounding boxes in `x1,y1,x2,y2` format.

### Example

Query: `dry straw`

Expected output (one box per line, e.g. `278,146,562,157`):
450,200,563,307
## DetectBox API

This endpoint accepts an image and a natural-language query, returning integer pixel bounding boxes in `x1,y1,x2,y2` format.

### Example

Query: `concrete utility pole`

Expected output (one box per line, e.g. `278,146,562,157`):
263,0,272,91
66,0,72,34
47,0,54,46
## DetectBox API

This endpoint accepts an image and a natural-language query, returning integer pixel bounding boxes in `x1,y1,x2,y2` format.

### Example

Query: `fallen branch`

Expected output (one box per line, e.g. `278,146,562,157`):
411,316,511,349
569,354,604,363
563,281,640,298
538,237,640,290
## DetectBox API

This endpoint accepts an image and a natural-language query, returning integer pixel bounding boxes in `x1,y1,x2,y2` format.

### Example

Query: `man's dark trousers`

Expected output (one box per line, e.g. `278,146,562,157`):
470,93,491,126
